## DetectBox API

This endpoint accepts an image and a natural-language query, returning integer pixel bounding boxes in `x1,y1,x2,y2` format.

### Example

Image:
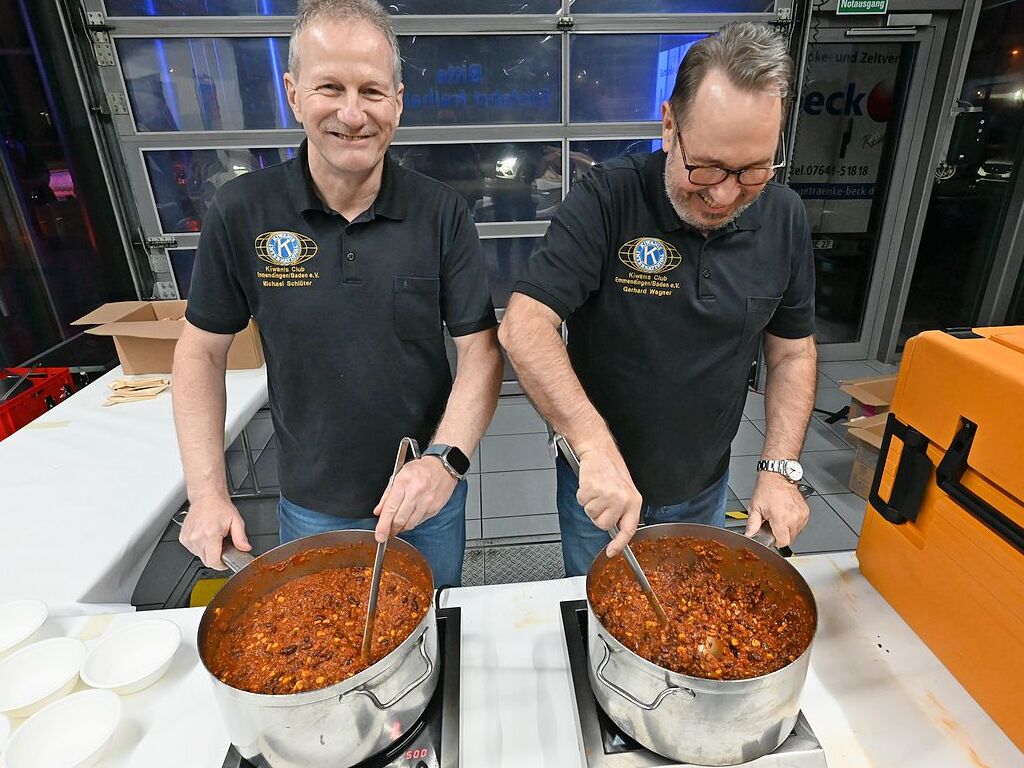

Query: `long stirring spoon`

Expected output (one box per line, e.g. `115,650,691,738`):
552,434,668,626
362,436,420,663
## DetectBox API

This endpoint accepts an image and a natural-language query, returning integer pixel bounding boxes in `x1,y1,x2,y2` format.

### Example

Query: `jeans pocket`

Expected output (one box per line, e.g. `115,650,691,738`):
393,276,441,341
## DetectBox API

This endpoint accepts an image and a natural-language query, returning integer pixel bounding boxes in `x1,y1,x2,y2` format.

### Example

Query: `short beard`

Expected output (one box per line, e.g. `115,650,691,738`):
663,160,760,233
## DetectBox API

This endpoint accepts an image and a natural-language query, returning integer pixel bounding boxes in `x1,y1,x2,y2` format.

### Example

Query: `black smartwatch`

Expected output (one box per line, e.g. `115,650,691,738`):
422,444,471,480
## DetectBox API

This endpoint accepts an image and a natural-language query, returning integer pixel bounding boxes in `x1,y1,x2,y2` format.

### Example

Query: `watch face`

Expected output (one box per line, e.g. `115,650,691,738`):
784,461,804,483
445,446,471,476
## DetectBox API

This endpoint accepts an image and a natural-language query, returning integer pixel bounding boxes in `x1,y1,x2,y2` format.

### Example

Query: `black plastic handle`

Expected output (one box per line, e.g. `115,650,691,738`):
868,413,933,525
935,418,1024,555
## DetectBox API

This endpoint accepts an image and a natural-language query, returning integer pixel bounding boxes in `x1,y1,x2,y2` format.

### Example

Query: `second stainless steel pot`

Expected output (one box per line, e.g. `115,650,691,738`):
197,530,439,768
586,522,818,766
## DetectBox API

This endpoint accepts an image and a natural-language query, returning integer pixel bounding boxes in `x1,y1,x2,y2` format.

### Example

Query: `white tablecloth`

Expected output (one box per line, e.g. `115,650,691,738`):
0,365,268,606
4,552,1018,768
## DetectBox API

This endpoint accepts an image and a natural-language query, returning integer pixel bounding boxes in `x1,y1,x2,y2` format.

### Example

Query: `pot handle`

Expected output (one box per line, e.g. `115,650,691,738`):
171,509,255,573
595,635,694,710
350,633,434,710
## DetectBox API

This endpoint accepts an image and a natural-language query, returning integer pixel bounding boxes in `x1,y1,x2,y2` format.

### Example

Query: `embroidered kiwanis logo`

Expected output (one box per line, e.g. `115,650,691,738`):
255,231,318,266
617,237,682,275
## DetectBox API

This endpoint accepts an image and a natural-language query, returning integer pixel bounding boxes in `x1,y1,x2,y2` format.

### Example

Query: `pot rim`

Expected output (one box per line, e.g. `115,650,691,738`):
585,522,818,688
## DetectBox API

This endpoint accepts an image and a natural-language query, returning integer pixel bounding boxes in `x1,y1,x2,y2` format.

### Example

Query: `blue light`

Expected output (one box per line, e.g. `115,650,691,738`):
145,0,182,129
652,36,700,122
261,0,291,127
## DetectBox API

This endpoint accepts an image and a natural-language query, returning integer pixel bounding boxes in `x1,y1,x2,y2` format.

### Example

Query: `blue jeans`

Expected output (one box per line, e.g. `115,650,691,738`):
556,456,728,577
278,479,468,587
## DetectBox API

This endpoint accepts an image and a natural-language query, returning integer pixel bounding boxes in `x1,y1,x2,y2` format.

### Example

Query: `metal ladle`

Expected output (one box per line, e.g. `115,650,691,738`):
552,434,668,626
362,436,420,663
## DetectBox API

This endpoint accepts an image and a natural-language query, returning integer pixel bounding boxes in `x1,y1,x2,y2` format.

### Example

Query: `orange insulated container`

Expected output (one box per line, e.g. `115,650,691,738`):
857,326,1024,751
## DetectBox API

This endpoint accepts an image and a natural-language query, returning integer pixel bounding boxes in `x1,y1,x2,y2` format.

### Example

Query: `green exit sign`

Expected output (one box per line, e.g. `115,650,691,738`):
837,0,888,14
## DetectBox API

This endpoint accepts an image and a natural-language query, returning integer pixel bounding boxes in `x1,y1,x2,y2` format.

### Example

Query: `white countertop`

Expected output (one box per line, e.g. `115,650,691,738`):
0,365,268,607
8,551,1020,768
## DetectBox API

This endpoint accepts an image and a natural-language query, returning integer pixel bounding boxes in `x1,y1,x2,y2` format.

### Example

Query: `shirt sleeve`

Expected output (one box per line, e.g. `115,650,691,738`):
440,197,497,337
765,195,817,339
184,196,253,335
512,173,609,320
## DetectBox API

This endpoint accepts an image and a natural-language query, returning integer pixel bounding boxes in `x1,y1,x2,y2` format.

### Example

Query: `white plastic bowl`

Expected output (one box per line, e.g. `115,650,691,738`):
0,600,47,655
3,689,121,768
0,637,86,718
80,619,181,695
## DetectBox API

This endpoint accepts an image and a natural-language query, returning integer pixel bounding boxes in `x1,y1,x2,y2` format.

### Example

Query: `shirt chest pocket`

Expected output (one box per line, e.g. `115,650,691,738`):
740,295,782,344
394,276,442,340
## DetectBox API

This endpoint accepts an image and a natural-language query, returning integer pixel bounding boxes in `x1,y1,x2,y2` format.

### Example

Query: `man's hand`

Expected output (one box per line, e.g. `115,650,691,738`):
744,472,809,547
575,446,642,558
374,458,458,541
179,496,251,570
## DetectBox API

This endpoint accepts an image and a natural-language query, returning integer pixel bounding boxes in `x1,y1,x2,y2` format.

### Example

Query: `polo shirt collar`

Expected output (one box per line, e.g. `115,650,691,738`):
287,140,407,221
643,150,762,235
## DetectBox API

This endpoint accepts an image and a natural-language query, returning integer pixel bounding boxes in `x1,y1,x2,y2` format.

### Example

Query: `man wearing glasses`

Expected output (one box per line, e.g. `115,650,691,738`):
499,23,817,576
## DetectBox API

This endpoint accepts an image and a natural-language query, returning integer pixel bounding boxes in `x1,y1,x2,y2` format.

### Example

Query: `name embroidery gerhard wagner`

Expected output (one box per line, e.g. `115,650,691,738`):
615,237,682,297
255,230,321,288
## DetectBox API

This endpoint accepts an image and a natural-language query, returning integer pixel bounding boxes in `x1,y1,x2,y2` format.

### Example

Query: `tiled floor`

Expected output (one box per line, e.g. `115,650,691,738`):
203,358,898,589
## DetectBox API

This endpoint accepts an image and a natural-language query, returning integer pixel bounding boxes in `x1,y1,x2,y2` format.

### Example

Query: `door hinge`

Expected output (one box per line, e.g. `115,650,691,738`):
86,11,116,66
106,92,129,115
152,281,179,300
556,15,575,30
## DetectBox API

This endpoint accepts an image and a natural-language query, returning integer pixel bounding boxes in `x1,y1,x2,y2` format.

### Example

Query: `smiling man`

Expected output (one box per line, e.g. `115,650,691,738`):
173,0,502,586
499,23,818,577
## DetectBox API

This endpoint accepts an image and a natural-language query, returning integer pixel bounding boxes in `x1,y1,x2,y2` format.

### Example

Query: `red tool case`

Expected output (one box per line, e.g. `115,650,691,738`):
0,367,76,440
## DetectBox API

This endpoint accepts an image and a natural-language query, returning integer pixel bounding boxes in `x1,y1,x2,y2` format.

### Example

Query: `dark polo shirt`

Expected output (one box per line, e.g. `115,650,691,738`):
514,150,815,506
186,142,496,516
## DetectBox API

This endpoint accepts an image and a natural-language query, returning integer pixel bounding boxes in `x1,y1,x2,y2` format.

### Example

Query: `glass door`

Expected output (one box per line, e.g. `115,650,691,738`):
786,20,943,360
897,0,1024,344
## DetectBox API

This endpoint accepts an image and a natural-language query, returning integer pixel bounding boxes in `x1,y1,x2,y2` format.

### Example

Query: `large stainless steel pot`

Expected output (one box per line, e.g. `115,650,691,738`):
586,522,818,766
196,530,439,768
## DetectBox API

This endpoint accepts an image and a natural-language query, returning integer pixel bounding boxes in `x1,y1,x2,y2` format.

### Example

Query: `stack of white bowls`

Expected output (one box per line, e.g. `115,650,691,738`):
0,600,181,768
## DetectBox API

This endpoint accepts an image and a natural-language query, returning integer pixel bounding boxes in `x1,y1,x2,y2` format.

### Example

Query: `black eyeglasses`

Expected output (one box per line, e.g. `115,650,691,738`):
675,129,786,187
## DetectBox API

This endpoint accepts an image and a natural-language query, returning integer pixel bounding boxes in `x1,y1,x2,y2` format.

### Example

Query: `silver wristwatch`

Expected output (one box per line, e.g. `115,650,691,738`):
756,458,804,483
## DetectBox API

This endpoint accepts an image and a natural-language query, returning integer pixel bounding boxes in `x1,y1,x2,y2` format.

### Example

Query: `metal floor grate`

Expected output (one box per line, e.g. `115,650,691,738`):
461,541,564,586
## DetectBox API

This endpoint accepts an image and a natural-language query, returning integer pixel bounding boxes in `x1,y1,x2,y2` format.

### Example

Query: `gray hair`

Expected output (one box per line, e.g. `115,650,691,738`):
288,0,402,88
669,22,792,128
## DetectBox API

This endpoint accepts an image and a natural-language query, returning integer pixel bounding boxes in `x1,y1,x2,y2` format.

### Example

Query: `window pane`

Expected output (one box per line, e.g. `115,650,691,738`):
118,38,296,131
144,147,297,232
482,237,538,308
899,0,1024,345
105,0,559,14
170,248,198,298
119,35,560,131
106,0,297,13
390,142,562,221
570,34,706,123
390,0,559,11
568,0,773,12
400,35,560,126
568,139,661,185
788,41,915,344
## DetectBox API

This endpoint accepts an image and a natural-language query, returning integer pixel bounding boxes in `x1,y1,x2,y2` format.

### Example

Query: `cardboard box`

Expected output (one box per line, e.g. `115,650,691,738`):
839,374,897,420
845,412,887,499
72,301,263,374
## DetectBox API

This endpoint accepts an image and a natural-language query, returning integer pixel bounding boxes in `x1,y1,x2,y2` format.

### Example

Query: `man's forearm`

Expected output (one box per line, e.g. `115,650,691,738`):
500,303,612,452
172,347,231,503
431,329,502,456
761,338,817,460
